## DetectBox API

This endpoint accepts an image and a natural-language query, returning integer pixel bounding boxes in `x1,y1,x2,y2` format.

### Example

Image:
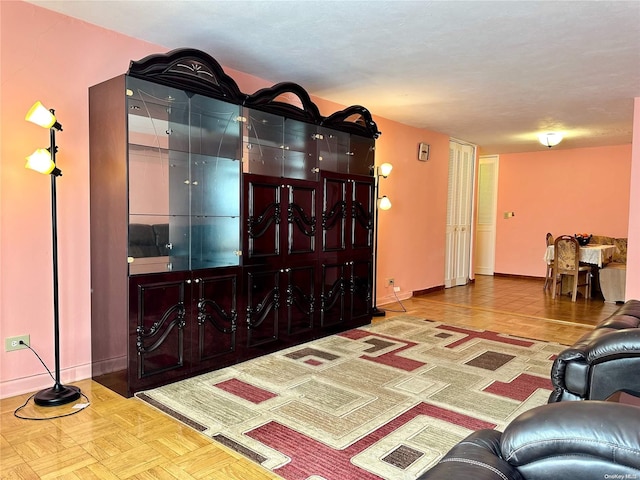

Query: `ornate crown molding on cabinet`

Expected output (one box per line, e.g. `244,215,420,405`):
129,48,380,138
128,48,245,102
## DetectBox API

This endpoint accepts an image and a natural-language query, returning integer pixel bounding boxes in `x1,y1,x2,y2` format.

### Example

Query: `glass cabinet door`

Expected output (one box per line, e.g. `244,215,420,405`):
317,127,349,174
127,80,190,151
348,135,375,176
283,118,318,180
189,95,241,269
126,77,241,274
190,94,241,160
243,108,284,177
127,78,190,273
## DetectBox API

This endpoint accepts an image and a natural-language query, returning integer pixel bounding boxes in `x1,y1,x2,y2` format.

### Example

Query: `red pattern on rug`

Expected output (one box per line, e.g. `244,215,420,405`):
484,373,553,401
214,379,278,404
360,347,427,371
339,329,375,340
247,402,496,480
339,329,427,371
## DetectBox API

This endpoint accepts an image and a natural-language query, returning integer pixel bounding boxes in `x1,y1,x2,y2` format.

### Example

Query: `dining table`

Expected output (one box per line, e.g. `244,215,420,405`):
544,243,616,268
544,243,617,298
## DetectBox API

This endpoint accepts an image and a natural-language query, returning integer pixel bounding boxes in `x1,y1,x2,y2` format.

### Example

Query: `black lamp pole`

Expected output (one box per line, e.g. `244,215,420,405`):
371,169,385,317
33,117,81,407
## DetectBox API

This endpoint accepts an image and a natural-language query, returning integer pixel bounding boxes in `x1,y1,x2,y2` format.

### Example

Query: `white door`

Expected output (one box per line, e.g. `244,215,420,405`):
445,140,475,288
475,155,499,275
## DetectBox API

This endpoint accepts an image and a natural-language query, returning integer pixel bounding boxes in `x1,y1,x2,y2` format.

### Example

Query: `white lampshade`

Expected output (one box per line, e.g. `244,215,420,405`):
25,148,56,175
538,132,563,148
379,195,392,210
378,162,393,178
25,101,56,128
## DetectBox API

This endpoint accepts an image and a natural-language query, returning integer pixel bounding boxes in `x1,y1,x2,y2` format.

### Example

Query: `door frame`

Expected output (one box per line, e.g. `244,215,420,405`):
475,155,499,276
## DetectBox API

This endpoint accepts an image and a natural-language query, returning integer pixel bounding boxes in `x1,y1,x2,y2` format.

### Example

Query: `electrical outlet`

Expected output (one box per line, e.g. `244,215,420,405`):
394,286,400,293
5,335,30,352
387,278,395,286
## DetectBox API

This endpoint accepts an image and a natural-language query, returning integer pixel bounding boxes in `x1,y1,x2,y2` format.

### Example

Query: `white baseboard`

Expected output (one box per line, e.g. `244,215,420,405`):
0,363,92,400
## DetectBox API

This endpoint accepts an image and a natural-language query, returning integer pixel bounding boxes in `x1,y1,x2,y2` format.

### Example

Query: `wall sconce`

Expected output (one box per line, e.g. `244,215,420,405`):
24,101,81,407
538,132,563,148
372,163,393,317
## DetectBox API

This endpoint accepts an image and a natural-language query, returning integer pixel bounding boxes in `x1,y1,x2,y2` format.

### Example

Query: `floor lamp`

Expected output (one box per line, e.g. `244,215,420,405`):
25,101,82,407
371,162,392,317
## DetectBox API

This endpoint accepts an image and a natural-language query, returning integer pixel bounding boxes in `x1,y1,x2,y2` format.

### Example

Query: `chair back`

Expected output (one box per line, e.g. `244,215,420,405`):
554,235,580,275
546,232,554,247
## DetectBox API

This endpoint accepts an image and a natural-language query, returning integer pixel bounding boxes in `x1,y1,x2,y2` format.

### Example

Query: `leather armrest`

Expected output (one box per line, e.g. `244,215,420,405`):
585,329,640,363
549,347,587,401
417,430,523,480
501,401,640,471
550,328,640,400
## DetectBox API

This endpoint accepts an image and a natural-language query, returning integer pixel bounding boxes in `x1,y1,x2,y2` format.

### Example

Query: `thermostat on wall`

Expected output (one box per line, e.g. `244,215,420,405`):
418,142,430,161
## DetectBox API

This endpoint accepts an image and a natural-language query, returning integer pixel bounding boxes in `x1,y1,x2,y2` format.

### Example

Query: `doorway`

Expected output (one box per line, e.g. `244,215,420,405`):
475,155,499,275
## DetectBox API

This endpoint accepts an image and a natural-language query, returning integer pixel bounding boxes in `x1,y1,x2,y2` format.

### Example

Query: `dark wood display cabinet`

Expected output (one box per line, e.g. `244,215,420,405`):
89,49,380,397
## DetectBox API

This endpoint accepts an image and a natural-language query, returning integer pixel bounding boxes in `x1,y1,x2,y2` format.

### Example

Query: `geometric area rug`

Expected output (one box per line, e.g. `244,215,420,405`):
137,315,564,480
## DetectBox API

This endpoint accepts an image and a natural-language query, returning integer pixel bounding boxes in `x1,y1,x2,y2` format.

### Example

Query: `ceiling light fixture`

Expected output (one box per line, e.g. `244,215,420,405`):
538,132,563,148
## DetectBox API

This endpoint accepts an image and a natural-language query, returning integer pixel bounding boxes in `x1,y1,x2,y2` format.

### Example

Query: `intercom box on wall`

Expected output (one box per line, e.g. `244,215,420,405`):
418,142,430,161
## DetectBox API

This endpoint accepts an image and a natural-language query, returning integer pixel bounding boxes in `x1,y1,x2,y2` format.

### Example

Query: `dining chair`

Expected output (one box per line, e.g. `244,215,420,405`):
552,235,592,302
544,232,554,291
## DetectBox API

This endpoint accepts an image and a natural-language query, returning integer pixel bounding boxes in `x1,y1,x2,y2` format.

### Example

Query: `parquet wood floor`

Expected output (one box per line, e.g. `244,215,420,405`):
1,275,619,479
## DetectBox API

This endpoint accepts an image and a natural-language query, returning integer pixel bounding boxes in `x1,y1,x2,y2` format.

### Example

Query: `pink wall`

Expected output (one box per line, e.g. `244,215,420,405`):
373,120,451,304
627,98,640,299
495,145,632,277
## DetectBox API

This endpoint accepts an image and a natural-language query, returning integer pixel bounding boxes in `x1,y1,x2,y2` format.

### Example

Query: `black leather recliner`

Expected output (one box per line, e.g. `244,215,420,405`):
549,299,640,402
417,401,640,480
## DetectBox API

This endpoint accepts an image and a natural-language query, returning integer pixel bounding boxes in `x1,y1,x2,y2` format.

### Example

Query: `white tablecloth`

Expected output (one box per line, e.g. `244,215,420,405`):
544,244,616,268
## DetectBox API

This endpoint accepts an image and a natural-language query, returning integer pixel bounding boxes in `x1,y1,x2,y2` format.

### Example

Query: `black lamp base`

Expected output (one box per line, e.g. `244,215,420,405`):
34,384,81,407
371,307,386,317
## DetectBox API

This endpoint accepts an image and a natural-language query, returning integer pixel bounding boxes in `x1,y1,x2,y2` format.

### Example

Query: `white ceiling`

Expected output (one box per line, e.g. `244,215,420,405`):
28,0,640,153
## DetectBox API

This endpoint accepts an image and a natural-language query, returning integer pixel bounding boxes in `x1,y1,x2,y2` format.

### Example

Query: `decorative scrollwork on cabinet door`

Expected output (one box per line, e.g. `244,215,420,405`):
196,274,238,362
245,270,280,348
135,279,187,379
